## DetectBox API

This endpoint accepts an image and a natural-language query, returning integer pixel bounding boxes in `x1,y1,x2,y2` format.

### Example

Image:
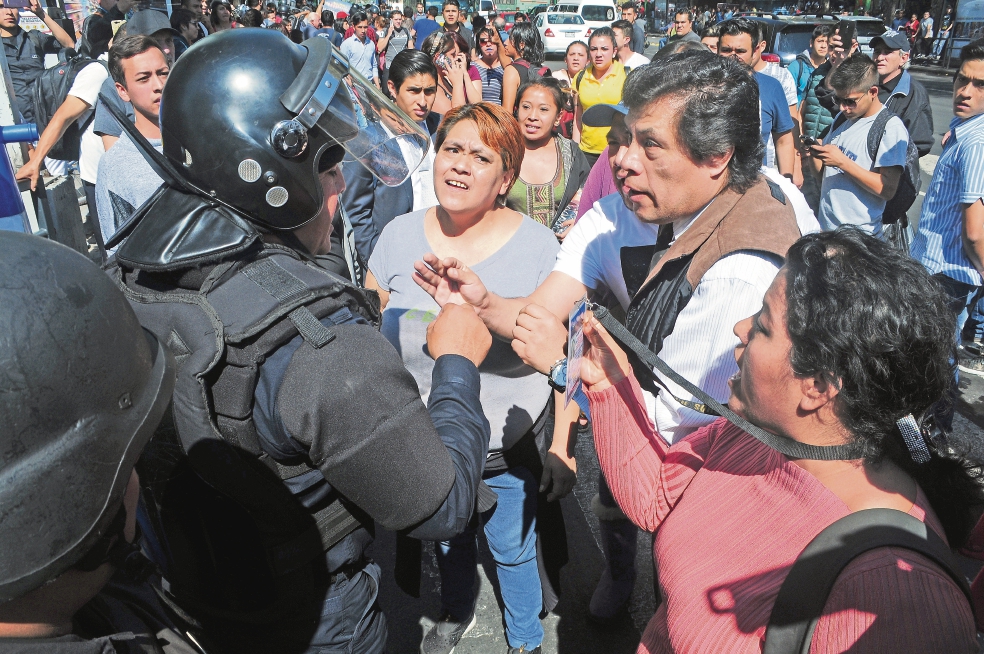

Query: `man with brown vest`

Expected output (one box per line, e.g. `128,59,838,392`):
413,50,818,624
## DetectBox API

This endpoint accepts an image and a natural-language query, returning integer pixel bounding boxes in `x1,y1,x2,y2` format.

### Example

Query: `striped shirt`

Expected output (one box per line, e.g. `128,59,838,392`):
475,62,504,104
911,112,984,286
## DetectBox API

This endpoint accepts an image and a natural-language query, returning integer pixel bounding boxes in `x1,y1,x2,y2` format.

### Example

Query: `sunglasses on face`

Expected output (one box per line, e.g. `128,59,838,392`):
834,94,866,107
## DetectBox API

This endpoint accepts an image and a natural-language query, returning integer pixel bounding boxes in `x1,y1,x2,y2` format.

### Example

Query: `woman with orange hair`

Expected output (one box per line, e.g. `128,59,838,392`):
366,103,563,654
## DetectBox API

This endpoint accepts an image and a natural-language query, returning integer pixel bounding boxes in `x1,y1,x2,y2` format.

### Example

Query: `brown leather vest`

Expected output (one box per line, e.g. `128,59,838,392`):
624,177,802,375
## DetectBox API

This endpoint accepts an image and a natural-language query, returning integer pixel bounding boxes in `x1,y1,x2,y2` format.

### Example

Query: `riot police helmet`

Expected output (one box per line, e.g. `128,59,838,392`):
0,233,175,603
158,29,428,233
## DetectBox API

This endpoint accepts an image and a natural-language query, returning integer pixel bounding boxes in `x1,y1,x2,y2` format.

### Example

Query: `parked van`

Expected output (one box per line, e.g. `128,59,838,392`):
549,0,617,32
477,0,497,18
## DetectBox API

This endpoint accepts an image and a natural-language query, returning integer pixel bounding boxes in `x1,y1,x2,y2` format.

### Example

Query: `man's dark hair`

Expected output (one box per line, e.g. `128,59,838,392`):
784,227,984,547
611,19,633,37
675,9,693,21
828,52,877,93
350,11,368,24
622,49,763,192
442,0,459,8
390,8,402,16
718,17,761,44
699,23,720,38
243,8,264,26
387,49,438,93
108,35,164,86
959,37,984,64
653,38,707,59
619,1,636,10
427,6,438,16
812,23,832,40
170,7,196,31
322,9,334,25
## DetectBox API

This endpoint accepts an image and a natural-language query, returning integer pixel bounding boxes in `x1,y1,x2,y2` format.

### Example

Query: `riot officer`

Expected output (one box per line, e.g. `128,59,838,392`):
101,29,494,653
0,232,189,653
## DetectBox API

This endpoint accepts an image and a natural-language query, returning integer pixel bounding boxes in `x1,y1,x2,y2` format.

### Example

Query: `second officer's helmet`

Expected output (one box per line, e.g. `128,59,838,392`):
0,232,175,603
159,29,428,232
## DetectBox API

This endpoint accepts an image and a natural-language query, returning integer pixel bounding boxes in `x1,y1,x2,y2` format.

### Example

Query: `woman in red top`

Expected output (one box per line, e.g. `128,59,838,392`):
579,228,983,653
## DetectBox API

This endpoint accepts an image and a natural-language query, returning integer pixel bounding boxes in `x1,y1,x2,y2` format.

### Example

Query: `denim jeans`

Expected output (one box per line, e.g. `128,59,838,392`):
933,273,981,430
436,465,543,650
962,287,984,344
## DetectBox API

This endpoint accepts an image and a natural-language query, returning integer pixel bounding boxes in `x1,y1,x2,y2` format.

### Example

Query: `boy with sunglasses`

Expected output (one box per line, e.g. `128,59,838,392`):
807,53,908,237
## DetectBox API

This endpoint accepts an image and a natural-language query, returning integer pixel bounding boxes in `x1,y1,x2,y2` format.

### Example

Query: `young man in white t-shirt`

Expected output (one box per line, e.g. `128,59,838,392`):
95,35,169,253
14,56,109,212
613,20,650,70
807,53,907,237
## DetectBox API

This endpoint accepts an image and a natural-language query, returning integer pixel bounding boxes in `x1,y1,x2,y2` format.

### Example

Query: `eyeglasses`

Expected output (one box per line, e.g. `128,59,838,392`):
833,94,866,107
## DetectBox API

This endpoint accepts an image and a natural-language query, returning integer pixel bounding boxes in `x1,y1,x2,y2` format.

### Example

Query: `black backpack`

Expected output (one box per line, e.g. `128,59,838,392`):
512,58,551,85
764,509,975,653
31,51,106,162
827,109,921,226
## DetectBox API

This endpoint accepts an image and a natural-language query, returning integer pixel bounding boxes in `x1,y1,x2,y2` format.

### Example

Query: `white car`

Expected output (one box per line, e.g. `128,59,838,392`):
536,12,591,55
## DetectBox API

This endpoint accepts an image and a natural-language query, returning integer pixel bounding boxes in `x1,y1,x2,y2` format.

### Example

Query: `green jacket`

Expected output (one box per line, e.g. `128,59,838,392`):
800,61,834,140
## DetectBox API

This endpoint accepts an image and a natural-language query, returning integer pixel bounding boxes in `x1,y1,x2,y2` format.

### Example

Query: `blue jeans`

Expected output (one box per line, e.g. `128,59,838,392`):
962,287,984,344
933,273,980,430
436,465,543,650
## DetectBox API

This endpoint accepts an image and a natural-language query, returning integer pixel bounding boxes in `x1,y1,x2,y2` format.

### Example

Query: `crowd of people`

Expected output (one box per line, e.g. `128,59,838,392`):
3,0,984,653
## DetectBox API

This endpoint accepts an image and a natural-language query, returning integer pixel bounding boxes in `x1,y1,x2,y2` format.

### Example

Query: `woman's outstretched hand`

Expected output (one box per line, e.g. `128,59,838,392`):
580,312,632,392
413,253,490,311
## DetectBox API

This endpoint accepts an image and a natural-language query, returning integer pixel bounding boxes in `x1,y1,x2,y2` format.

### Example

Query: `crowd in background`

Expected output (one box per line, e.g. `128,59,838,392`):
4,0,984,651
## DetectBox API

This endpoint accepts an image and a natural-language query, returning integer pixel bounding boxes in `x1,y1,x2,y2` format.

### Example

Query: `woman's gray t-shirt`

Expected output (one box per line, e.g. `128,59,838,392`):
369,209,560,451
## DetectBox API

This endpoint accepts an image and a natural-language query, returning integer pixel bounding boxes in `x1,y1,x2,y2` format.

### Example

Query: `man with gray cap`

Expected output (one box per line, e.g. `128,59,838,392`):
414,50,817,624
0,231,194,654
870,29,934,158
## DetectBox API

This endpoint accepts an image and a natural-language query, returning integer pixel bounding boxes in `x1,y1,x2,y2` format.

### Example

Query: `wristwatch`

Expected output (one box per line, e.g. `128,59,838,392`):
548,357,567,392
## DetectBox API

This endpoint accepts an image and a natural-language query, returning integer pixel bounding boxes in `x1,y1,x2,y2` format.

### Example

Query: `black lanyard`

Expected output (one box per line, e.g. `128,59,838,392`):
590,304,865,461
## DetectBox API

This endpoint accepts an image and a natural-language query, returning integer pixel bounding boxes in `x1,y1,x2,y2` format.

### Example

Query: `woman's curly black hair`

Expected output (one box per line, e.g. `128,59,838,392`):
784,228,984,546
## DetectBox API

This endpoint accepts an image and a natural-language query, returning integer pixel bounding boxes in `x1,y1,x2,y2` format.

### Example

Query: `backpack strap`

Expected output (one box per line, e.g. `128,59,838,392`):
763,508,974,654
865,108,895,169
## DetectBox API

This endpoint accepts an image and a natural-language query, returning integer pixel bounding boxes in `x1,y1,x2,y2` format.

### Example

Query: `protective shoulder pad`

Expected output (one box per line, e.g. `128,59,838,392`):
206,248,380,345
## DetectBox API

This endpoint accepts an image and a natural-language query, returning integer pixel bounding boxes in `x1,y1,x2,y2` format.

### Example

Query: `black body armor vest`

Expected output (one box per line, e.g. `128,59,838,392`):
112,245,381,625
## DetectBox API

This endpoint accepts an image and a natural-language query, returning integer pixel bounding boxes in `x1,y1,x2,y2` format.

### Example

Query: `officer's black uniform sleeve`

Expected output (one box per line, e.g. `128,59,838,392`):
275,323,491,540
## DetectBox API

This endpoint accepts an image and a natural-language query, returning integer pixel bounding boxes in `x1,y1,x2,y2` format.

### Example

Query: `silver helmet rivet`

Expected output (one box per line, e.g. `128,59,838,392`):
264,171,277,184
118,393,132,410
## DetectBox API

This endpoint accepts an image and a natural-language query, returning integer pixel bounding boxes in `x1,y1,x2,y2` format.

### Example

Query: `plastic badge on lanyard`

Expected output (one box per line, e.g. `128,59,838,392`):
566,295,591,420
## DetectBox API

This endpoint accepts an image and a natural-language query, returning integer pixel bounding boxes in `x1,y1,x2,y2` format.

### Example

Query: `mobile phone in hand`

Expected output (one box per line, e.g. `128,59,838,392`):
6,0,33,9
837,19,856,49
